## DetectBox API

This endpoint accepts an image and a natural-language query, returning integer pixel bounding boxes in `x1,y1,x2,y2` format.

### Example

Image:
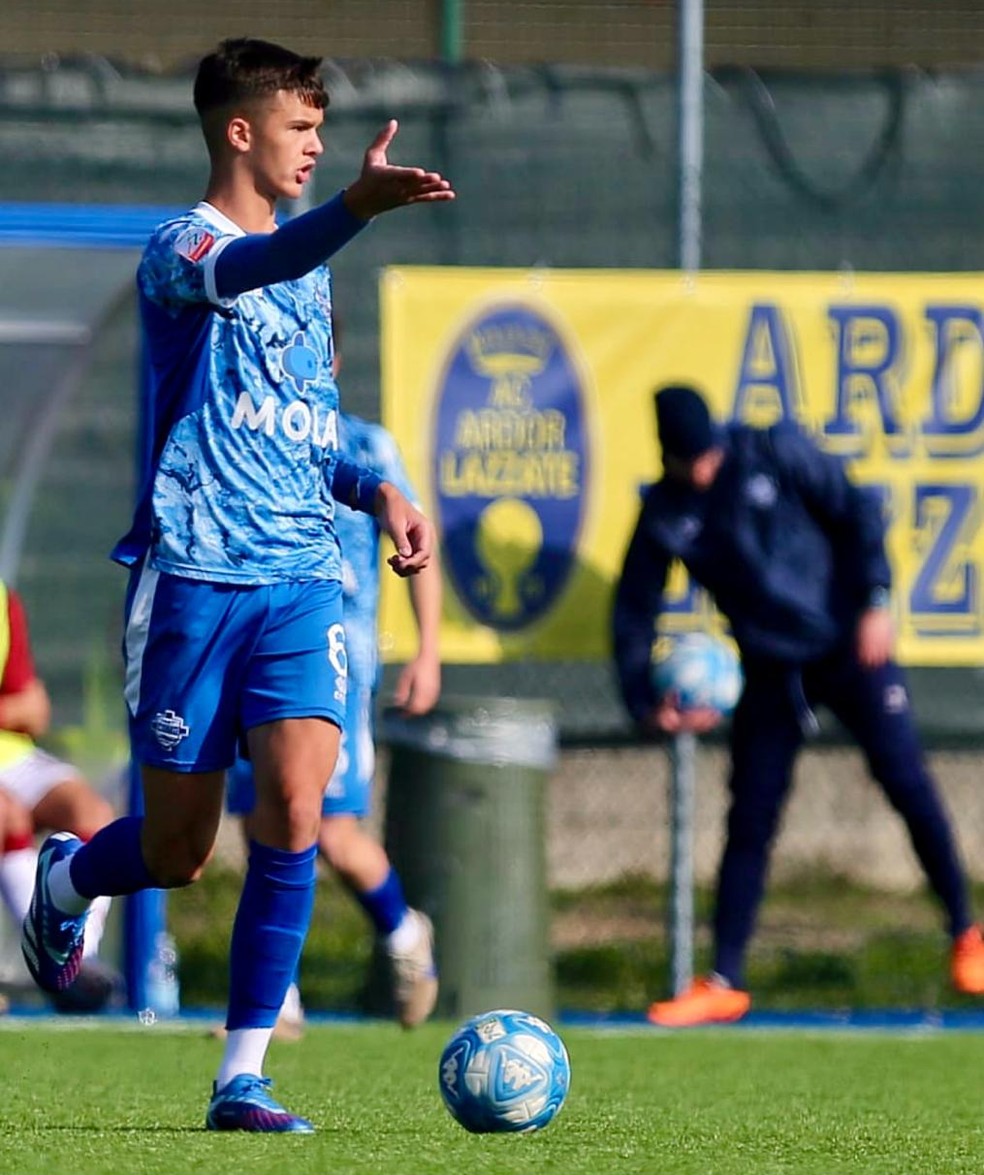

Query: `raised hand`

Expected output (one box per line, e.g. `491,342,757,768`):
343,120,455,220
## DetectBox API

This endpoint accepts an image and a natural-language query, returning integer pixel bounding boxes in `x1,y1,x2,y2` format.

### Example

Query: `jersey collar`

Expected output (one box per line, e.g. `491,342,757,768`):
194,202,247,238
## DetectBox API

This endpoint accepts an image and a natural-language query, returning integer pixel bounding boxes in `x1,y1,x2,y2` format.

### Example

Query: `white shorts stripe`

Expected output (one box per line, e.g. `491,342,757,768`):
124,561,160,716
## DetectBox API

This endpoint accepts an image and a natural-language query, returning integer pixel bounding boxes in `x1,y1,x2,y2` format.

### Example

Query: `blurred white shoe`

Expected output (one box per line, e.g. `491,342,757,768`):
388,909,438,1029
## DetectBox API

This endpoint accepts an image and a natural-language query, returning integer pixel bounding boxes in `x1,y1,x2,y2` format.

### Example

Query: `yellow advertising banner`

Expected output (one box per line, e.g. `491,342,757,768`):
380,267,984,667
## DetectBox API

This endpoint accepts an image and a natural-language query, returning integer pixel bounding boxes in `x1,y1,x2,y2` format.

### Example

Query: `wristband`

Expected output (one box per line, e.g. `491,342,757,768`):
331,458,384,514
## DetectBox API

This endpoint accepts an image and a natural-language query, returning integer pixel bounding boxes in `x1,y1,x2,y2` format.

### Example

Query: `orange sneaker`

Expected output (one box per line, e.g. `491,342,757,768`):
951,925,984,994
647,976,751,1027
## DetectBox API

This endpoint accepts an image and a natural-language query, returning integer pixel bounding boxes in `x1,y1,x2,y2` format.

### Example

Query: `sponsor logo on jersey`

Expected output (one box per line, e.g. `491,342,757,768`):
230,392,339,448
283,331,320,393
434,303,589,630
173,226,216,263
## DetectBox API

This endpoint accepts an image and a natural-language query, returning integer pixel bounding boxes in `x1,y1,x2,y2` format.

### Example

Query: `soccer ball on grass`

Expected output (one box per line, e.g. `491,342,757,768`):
438,1008,571,1133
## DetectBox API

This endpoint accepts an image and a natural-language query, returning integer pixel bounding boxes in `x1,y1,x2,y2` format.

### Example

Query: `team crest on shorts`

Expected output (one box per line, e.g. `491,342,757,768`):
151,709,191,750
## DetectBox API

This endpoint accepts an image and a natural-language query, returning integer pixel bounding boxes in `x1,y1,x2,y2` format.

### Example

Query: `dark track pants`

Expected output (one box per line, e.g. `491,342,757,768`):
712,649,971,987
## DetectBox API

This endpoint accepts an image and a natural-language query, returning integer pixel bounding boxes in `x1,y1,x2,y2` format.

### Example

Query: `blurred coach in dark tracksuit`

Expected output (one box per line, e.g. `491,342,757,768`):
612,384,984,1026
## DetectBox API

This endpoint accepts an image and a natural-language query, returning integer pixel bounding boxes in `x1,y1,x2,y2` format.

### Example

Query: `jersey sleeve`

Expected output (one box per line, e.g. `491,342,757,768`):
211,193,366,302
367,425,419,506
137,219,239,312
1,590,36,694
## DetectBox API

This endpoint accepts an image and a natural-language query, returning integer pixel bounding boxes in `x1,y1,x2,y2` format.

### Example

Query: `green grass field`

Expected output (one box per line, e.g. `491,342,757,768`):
1,1020,981,1175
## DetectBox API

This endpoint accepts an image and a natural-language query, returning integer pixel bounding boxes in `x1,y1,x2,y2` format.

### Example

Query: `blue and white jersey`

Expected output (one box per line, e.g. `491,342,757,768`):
337,414,418,685
113,202,347,584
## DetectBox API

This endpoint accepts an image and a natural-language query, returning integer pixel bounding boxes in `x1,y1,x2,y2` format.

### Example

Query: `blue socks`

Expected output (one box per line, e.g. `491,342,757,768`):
226,841,317,1030
67,822,319,1034
356,867,409,936
69,816,157,898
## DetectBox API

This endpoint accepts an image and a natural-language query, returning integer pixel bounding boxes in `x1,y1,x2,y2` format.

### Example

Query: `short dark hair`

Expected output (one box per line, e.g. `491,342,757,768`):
193,37,328,117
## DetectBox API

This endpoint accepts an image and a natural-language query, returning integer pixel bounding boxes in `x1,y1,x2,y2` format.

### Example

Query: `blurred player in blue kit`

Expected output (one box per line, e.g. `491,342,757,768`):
20,37,453,1133
613,385,984,1027
227,348,444,1037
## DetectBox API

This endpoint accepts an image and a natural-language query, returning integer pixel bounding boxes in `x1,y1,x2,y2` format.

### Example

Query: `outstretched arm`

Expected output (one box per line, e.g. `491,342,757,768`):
214,120,454,300
213,193,365,299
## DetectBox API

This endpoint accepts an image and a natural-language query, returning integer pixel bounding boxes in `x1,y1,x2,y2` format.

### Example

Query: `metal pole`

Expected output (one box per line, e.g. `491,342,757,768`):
677,0,704,272
441,0,464,63
668,731,697,995
665,0,704,999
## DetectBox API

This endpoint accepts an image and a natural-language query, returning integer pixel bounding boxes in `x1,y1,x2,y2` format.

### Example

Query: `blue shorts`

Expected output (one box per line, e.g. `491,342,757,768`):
123,564,347,773
226,673,375,818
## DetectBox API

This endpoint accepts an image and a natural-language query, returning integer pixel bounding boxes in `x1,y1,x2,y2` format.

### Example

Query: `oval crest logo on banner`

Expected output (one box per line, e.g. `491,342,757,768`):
433,302,589,631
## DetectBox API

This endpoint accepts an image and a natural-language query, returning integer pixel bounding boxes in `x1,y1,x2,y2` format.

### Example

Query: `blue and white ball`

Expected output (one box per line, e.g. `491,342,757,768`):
651,632,743,714
438,1009,571,1133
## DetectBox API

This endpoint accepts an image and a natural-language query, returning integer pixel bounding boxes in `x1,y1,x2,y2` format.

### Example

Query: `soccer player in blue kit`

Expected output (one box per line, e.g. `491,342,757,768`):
226,405,443,1035
20,37,454,1133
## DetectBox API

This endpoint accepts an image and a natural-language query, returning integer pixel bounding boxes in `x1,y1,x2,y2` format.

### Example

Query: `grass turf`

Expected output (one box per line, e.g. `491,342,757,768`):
0,1021,981,1175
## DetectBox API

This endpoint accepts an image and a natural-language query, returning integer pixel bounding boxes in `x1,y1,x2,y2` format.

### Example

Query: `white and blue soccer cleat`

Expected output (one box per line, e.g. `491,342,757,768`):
21,833,88,994
205,1075,314,1133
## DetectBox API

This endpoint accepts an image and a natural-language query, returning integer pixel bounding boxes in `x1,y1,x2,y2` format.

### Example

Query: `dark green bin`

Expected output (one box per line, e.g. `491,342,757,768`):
379,696,557,1022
